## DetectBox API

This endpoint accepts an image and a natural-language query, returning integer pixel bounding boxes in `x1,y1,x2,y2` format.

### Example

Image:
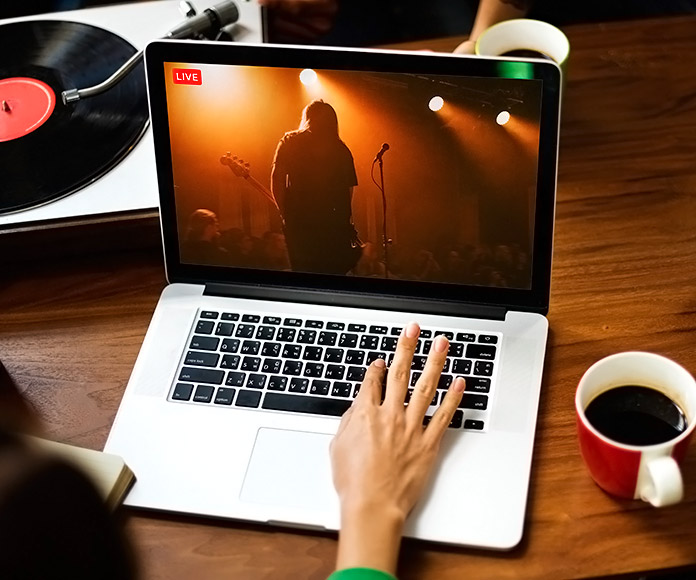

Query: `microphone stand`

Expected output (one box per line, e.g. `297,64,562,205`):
372,156,390,280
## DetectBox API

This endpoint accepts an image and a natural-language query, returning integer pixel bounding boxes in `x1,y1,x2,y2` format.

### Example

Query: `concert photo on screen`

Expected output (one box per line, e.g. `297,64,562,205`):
164,62,543,290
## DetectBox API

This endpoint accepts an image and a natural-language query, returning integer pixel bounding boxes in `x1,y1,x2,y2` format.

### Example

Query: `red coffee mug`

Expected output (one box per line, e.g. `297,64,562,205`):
576,352,696,506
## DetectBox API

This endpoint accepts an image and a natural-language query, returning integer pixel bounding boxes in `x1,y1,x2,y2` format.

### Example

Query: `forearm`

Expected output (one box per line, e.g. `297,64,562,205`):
336,503,405,575
270,168,286,214
468,0,530,43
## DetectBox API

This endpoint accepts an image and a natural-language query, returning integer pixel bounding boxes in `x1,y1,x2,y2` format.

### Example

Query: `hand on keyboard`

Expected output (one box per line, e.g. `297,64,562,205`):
330,322,465,574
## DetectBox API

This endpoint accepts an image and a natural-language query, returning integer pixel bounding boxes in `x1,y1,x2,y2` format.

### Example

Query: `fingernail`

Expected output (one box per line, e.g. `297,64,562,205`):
402,322,420,338
433,335,449,353
453,377,466,393
373,358,386,368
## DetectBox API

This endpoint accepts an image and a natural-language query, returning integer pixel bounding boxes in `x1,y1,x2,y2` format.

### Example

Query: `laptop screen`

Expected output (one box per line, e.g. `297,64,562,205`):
148,43,559,314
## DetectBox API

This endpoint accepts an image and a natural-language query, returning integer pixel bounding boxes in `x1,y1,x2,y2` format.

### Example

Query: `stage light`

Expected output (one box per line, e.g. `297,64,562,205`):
496,110,511,125
429,96,444,112
300,69,318,86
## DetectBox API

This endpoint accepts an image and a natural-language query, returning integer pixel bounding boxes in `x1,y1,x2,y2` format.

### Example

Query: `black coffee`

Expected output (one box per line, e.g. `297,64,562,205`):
585,386,687,446
500,49,555,61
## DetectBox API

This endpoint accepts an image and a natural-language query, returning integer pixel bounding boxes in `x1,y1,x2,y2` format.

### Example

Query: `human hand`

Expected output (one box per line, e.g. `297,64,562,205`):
259,0,338,43
330,322,465,573
453,39,477,54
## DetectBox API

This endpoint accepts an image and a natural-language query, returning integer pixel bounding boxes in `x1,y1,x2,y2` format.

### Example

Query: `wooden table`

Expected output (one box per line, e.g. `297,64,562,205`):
2,14,696,580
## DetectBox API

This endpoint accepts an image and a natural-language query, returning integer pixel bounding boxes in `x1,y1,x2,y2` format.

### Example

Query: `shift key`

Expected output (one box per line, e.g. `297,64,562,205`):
178,366,224,385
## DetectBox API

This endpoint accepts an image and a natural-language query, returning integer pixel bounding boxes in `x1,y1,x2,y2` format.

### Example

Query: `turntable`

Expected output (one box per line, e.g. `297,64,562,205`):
0,0,264,240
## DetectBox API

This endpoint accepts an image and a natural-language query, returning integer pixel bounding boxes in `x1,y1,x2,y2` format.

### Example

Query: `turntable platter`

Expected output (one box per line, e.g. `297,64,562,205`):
0,20,149,214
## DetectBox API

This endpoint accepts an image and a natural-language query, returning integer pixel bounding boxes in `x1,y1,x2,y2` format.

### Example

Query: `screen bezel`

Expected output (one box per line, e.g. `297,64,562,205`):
145,40,560,315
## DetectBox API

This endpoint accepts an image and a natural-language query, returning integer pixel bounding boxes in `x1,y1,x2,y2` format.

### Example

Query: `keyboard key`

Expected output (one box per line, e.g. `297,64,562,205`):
172,383,194,401
306,320,323,328
261,342,281,357
464,419,485,430
366,351,386,364
348,324,366,332
474,361,494,376
346,366,366,381
448,343,464,358
236,389,262,408
390,327,403,336
268,376,288,391
242,314,261,323
262,393,352,416
370,325,388,334
332,382,352,397
278,328,297,342
220,354,240,370
214,387,235,405
327,322,345,330
410,356,427,371
195,320,215,334
289,378,309,393
465,378,491,393
193,385,215,403
256,326,276,340
303,346,323,361
304,362,324,378
466,344,497,360
189,335,219,351
456,332,475,342
449,410,464,429
318,331,337,346
478,334,498,344
452,359,472,374
283,360,303,375
221,312,240,321
185,351,219,367
226,371,245,386
263,316,282,325
339,333,358,347
241,356,261,372
360,335,379,350
438,374,453,389
246,373,267,389
345,350,365,365
200,311,219,319
179,367,224,385
262,358,282,374
220,338,240,353
215,322,235,336
284,318,302,327
436,331,454,340
324,348,344,363
458,394,488,410
298,329,317,344
310,380,330,395
380,337,398,351
419,329,432,338
282,344,302,359
325,364,345,380
235,324,255,338
241,340,261,355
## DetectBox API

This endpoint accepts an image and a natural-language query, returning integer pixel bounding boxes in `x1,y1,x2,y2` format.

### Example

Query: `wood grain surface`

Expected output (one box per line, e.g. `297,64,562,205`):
2,15,696,580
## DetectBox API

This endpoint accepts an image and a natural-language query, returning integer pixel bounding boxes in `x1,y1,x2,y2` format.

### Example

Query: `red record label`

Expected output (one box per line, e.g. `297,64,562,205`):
0,77,56,142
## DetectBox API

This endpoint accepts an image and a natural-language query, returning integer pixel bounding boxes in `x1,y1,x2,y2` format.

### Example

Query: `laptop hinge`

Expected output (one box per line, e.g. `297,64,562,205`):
203,283,507,321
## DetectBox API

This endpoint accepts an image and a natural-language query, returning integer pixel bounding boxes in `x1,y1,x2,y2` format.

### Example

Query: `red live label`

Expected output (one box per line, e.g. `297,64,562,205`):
172,68,202,85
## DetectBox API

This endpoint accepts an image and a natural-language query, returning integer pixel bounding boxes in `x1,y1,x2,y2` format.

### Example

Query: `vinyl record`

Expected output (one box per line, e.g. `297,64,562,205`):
0,20,149,214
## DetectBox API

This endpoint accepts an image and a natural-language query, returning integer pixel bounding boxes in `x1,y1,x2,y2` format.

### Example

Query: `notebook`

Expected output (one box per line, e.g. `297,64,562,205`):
105,40,560,550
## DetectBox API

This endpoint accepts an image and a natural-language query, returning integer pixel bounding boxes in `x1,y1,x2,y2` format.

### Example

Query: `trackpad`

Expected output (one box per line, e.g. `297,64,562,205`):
240,428,336,512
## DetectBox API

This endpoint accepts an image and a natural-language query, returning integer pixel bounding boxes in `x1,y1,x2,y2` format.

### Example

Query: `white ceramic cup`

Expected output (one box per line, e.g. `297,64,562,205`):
475,18,570,73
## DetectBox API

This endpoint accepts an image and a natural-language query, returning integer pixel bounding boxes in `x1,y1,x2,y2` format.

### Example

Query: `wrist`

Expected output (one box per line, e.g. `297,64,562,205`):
336,502,406,575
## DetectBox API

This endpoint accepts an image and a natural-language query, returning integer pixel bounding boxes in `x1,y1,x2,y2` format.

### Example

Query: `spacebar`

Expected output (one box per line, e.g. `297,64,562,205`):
262,393,352,416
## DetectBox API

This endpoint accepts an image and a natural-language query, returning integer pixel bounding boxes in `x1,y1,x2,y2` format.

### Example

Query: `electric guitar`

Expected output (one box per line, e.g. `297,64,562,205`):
220,152,280,211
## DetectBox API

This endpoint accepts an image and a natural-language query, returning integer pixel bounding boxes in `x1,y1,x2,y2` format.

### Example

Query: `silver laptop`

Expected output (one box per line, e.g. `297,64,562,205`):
105,40,560,550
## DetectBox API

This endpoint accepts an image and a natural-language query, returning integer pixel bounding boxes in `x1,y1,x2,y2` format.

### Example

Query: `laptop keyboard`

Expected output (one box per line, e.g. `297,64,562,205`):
168,309,500,431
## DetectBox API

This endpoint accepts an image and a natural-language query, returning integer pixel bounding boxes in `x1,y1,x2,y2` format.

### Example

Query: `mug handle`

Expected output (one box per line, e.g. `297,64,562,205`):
639,456,683,507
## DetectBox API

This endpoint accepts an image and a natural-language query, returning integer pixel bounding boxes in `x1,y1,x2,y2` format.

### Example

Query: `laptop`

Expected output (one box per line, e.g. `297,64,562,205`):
105,40,560,550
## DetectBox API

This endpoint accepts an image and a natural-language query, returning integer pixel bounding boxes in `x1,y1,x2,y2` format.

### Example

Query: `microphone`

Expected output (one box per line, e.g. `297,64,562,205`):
374,143,390,162
166,0,240,39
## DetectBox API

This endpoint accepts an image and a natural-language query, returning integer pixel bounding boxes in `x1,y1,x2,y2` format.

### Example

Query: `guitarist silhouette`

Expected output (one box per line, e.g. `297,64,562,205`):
270,100,362,275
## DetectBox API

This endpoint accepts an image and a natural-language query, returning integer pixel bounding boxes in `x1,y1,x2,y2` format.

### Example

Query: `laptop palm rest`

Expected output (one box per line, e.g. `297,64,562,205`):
240,428,336,514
